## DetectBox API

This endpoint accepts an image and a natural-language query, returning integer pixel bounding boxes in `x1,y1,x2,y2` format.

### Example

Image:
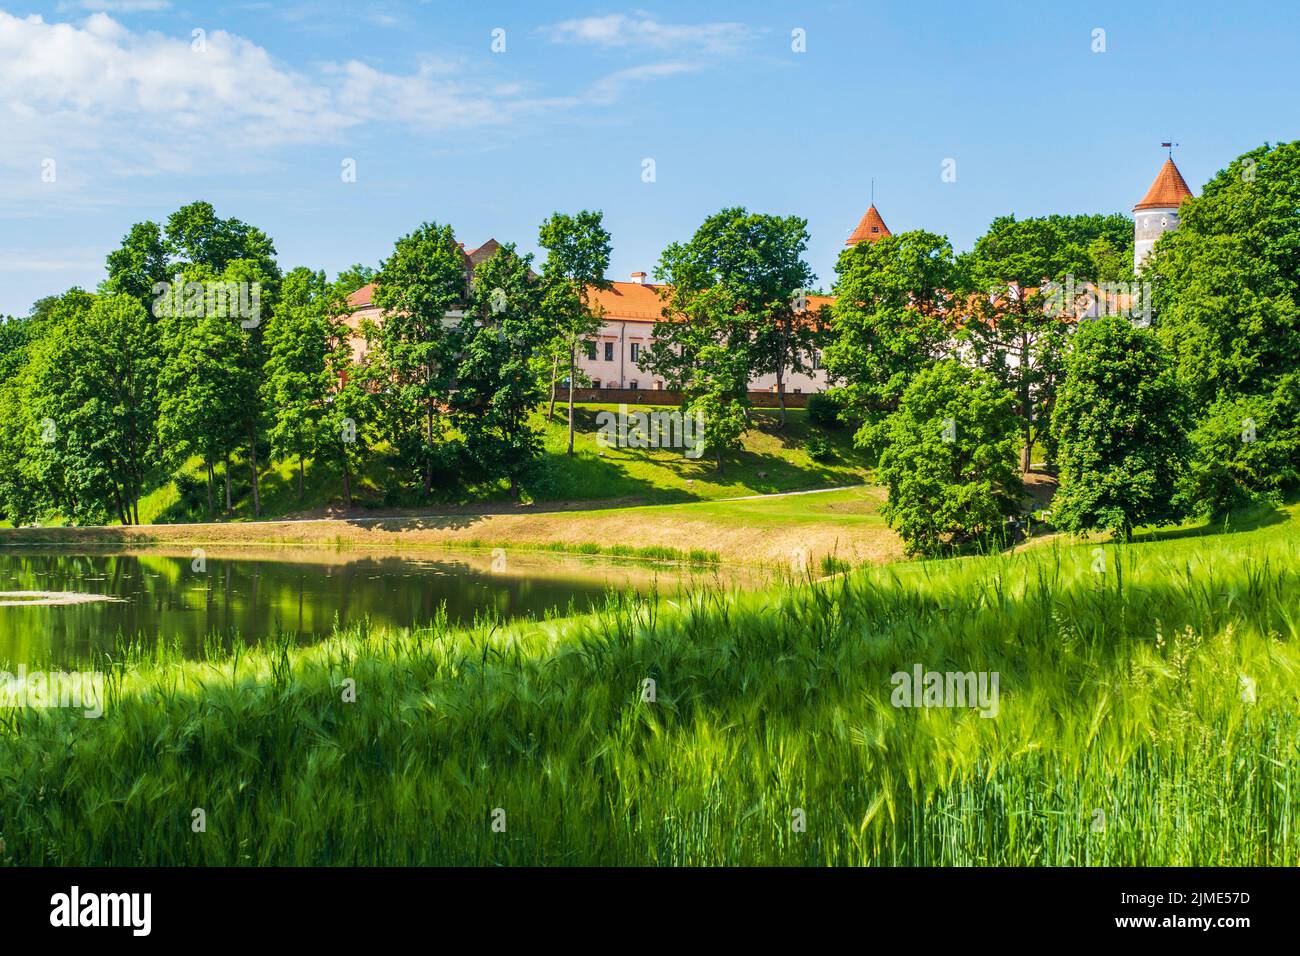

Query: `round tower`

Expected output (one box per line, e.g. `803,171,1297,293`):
1133,156,1193,273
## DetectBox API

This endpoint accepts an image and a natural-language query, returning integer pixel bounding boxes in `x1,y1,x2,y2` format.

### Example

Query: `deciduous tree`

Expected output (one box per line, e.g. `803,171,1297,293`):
877,360,1023,556
1050,316,1188,538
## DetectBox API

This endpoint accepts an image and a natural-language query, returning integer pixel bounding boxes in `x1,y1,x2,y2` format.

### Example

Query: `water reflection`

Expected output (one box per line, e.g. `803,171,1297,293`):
0,546,746,667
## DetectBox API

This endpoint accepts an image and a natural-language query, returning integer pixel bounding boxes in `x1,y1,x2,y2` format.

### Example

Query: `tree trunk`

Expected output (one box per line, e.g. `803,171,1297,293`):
423,401,434,496
205,459,214,517
1020,335,1033,474
341,451,353,508
248,427,261,517
223,452,232,513
775,367,787,428
548,354,559,420
298,455,305,500
112,483,127,526
566,346,576,455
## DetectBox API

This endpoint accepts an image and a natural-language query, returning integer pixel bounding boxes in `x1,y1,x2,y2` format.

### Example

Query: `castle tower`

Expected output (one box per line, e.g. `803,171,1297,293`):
1133,156,1193,272
847,204,891,245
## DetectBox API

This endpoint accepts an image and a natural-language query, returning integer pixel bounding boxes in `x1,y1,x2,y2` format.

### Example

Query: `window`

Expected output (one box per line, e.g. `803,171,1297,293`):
583,340,596,360
591,379,601,389
629,380,638,389
603,341,614,362
630,342,641,362
655,381,663,390
812,350,822,370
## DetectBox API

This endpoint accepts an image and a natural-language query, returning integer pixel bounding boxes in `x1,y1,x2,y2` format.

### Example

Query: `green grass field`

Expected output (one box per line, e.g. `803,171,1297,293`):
134,404,871,524
1,500,1295,865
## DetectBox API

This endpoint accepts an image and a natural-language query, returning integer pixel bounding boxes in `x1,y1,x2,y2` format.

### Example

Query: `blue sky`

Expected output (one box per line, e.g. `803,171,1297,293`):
2,0,1298,314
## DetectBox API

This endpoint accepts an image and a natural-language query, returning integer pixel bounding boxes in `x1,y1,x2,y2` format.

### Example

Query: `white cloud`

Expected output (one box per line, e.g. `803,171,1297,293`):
544,13,750,56
586,62,700,106
0,10,737,208
0,11,573,199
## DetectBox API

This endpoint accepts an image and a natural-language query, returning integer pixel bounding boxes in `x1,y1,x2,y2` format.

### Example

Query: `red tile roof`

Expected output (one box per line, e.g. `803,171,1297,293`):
1134,158,1194,210
586,280,669,321
588,281,833,323
846,205,891,245
347,282,376,308
347,239,836,324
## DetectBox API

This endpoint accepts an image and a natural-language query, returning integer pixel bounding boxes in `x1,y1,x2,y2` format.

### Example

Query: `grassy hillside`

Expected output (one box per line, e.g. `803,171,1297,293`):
1,500,1295,865
135,404,872,525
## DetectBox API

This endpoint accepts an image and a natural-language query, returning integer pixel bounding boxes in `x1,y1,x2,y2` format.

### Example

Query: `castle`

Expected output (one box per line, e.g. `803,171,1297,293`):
344,156,1192,395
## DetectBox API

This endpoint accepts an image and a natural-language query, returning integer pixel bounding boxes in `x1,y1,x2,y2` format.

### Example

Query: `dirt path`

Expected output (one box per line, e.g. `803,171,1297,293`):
0,487,902,568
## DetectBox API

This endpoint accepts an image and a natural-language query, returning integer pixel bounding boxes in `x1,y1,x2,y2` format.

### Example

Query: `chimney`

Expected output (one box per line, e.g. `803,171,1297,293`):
630,271,647,285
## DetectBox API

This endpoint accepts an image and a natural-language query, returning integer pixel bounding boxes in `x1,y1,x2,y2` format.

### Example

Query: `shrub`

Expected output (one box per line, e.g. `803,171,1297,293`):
802,434,834,462
174,472,207,516
805,392,842,429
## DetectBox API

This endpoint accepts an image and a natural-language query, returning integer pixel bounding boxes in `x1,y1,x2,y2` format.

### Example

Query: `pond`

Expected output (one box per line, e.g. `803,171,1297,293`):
0,546,748,668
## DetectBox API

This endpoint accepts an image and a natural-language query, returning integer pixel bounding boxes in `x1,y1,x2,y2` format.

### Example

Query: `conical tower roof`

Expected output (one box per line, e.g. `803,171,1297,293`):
1134,158,1194,211
846,205,891,245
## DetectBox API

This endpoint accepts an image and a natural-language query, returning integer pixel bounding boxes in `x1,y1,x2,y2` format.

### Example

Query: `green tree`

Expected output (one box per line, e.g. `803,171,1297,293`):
156,267,250,515
103,220,170,310
1145,142,1300,515
537,210,612,454
959,215,1093,472
1050,316,1188,538
687,385,748,471
877,360,1024,556
1041,213,1134,282
645,208,817,428
27,294,159,525
823,230,956,452
263,267,333,500
374,221,466,495
334,263,377,298
165,200,279,279
0,314,42,525
5,289,100,522
1179,383,1299,516
222,256,277,516
452,244,546,498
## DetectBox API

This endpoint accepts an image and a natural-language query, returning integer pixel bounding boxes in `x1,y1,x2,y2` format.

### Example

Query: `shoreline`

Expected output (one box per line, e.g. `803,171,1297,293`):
0,487,904,568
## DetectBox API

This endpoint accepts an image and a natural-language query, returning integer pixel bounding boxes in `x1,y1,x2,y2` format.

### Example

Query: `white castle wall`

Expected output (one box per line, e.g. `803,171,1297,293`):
1134,206,1181,272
